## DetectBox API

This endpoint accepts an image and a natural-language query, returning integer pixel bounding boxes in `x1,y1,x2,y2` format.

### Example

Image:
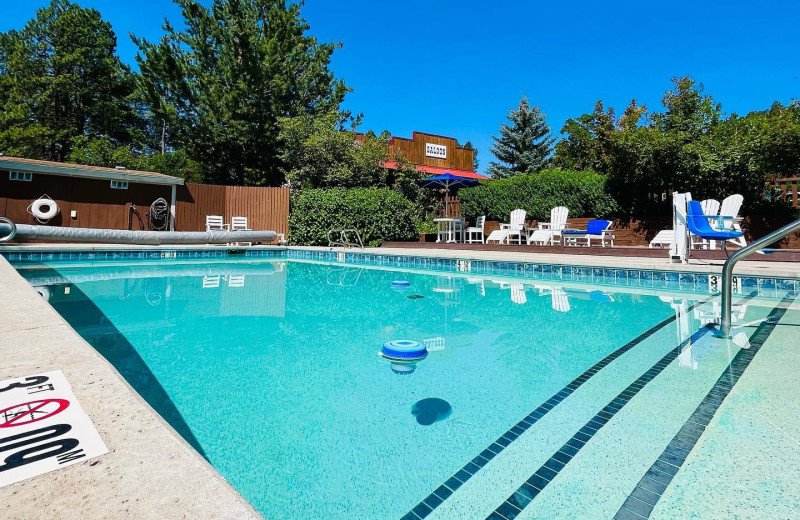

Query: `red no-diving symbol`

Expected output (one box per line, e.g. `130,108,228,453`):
0,399,70,428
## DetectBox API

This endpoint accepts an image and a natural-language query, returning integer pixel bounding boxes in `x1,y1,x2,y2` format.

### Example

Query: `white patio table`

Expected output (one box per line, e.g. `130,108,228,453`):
434,217,465,243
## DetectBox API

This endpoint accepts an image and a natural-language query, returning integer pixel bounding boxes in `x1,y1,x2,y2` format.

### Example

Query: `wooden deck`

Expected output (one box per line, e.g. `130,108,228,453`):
380,242,800,263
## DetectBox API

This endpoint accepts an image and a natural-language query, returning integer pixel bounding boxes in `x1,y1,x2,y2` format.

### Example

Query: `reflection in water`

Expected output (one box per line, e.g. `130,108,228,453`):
23,263,290,458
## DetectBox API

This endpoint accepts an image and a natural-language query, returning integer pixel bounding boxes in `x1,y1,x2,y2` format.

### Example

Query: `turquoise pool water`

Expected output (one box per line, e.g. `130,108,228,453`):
15,258,794,520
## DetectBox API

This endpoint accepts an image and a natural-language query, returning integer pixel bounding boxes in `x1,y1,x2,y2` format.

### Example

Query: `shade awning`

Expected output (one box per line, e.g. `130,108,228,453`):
384,161,488,180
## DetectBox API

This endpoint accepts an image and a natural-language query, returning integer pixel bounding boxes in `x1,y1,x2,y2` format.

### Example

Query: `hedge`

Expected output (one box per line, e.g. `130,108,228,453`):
290,188,420,246
459,168,619,222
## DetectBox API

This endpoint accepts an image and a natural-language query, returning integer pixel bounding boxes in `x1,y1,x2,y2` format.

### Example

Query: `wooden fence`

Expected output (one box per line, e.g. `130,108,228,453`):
175,183,289,233
767,177,799,208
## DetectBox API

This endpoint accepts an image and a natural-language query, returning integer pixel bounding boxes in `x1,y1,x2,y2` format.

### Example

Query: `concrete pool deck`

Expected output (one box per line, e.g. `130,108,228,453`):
0,243,798,519
0,255,261,520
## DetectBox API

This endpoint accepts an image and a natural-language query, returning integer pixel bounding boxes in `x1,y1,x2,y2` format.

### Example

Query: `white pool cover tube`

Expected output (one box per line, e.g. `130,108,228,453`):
0,220,276,245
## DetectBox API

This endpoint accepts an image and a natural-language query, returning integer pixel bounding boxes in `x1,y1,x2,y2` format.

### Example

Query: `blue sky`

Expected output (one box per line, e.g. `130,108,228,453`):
3,0,799,173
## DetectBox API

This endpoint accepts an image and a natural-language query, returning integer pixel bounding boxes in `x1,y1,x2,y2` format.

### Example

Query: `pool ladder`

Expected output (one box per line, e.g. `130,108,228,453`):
328,228,364,249
720,217,800,336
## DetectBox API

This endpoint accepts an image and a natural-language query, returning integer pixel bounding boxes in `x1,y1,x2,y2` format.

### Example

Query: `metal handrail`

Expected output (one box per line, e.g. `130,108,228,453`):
721,217,800,336
327,228,364,249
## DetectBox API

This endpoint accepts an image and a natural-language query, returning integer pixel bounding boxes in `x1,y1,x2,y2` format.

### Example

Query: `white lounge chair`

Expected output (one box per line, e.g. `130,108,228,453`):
230,216,252,246
561,219,615,247
206,215,229,232
487,209,526,244
719,194,746,248
649,229,674,248
465,216,486,244
528,206,568,245
500,209,527,244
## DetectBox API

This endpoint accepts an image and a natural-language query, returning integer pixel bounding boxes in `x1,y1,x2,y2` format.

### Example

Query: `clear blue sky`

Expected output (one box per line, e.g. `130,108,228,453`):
3,0,799,173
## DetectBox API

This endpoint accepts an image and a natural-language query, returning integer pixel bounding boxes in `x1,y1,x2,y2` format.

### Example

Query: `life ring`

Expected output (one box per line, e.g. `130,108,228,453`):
30,197,59,221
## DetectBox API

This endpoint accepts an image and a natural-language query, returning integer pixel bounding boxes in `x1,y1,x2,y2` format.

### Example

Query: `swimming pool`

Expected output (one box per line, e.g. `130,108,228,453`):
11,253,798,519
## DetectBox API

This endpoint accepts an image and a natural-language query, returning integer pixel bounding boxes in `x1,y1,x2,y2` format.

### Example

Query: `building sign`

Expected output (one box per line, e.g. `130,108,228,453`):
0,370,108,488
425,143,447,159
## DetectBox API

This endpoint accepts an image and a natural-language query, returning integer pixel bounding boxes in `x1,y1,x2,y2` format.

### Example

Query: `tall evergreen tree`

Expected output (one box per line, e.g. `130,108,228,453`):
134,0,349,186
487,96,554,178
0,0,141,159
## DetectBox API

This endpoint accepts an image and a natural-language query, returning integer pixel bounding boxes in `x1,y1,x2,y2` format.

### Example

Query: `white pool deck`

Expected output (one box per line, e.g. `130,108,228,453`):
0,243,798,519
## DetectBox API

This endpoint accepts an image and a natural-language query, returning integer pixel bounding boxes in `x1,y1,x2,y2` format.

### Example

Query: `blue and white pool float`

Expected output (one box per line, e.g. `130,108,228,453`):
391,280,410,288
380,340,428,361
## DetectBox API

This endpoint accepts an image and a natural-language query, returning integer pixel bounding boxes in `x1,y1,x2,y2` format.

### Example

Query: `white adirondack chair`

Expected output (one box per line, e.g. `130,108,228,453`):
531,206,569,245
496,209,527,244
205,215,229,232
465,216,486,244
719,194,746,247
230,216,252,246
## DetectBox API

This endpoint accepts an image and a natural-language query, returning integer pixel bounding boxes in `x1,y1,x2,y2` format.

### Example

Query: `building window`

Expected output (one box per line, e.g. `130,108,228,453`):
9,171,32,182
110,180,129,190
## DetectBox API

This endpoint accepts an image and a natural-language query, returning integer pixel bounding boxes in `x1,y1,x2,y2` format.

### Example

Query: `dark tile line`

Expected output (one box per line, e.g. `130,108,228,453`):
483,319,721,520
613,293,794,520
399,298,711,520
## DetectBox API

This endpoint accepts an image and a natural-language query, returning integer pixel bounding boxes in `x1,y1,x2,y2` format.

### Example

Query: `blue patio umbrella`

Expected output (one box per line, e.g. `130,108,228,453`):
416,173,481,215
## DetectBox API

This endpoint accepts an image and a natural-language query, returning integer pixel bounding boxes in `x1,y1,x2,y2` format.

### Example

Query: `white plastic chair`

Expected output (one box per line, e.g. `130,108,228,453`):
205,215,229,232
230,216,252,246
537,206,569,245
465,216,486,244
719,194,746,247
499,209,527,244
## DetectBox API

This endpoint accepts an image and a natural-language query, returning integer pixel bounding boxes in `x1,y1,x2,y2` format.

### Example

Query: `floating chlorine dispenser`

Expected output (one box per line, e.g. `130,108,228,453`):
391,280,410,291
380,340,428,361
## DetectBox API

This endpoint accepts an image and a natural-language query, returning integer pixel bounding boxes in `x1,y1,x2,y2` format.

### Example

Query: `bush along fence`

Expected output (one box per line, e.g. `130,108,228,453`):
289,188,421,247
459,169,619,222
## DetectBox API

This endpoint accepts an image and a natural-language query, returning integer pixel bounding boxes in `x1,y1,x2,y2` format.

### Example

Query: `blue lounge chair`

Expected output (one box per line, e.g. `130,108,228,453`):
561,219,614,247
686,200,743,254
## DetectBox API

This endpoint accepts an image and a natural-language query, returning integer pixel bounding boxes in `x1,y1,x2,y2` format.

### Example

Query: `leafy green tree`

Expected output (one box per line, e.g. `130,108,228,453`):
134,0,349,186
0,0,142,159
553,100,619,173
278,112,389,189
487,96,554,178
68,135,200,180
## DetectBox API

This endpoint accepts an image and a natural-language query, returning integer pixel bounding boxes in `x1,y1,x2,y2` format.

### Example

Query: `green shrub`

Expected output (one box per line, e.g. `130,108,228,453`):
290,188,420,246
459,168,619,222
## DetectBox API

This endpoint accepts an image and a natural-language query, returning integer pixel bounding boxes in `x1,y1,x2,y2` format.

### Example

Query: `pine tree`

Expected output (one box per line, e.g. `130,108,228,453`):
487,96,554,178
0,0,142,159
134,0,349,186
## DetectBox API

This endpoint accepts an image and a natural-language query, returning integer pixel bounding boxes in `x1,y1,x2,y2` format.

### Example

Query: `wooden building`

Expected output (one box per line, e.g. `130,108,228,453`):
0,155,183,230
367,131,488,179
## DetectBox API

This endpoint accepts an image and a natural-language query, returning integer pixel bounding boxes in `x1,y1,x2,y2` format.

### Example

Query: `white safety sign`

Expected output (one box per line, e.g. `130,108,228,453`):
0,370,108,488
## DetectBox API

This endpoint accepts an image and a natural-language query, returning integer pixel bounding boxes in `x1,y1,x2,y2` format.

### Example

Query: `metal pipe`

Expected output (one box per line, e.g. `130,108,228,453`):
721,217,800,336
0,221,276,245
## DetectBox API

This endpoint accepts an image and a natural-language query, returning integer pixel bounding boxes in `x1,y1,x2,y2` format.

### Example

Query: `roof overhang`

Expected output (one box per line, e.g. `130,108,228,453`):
383,161,489,180
0,158,185,186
